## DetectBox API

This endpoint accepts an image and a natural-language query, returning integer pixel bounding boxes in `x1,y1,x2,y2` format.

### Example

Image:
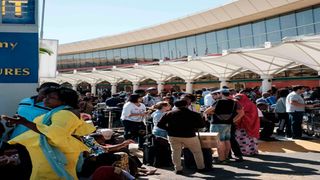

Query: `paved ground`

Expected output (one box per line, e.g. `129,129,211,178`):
131,138,320,180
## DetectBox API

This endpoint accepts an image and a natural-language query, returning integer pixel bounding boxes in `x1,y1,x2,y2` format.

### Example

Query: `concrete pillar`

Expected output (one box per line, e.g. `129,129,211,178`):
111,83,117,94
157,81,164,93
132,82,139,93
219,77,229,89
261,75,272,93
185,80,193,94
91,83,97,95
72,83,77,91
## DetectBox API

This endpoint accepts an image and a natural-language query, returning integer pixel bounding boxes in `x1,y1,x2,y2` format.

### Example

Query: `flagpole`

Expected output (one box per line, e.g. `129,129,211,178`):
40,0,46,39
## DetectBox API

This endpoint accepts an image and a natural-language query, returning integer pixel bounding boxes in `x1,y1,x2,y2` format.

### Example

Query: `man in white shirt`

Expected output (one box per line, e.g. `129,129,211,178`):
204,92,215,107
286,85,312,139
142,87,161,108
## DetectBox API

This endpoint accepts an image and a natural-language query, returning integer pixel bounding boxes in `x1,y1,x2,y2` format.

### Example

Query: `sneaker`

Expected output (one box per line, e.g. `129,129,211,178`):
174,170,183,175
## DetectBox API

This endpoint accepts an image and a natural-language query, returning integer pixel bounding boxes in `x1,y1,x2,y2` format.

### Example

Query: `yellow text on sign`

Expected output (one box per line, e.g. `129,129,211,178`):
2,0,28,17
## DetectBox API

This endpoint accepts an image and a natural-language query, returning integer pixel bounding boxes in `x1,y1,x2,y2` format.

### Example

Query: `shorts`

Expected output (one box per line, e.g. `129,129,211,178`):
210,124,231,141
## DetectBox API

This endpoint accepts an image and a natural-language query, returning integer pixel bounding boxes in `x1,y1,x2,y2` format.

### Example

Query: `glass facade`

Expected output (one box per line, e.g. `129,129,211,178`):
58,5,320,70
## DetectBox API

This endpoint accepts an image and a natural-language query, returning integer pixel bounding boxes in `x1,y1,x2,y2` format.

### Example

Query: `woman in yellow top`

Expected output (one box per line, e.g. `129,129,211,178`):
2,87,95,180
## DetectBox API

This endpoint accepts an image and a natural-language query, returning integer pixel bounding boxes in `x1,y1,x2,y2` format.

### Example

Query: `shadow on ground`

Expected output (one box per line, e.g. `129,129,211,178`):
140,153,320,179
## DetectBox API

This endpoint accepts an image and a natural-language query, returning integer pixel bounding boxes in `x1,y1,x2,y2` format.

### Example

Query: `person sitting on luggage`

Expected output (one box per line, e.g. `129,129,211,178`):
158,100,206,174
256,102,276,141
151,101,171,138
204,89,244,163
82,133,156,177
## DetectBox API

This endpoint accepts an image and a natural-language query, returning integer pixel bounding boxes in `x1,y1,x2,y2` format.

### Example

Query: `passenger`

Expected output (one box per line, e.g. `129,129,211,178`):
151,101,171,138
181,94,201,112
286,85,313,139
204,91,215,107
204,89,244,163
266,89,277,106
105,93,122,107
121,94,146,149
256,92,270,105
275,88,290,136
309,87,320,100
79,96,94,115
82,132,156,178
10,82,60,139
256,102,276,141
0,122,32,180
2,87,96,179
142,87,161,107
234,94,260,156
157,100,205,174
162,96,174,107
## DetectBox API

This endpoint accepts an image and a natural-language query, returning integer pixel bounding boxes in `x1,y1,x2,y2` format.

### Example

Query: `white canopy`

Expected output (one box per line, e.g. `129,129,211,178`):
41,35,320,87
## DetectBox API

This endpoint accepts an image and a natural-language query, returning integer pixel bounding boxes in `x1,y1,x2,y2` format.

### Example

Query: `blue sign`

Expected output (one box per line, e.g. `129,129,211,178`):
0,32,38,83
2,0,35,24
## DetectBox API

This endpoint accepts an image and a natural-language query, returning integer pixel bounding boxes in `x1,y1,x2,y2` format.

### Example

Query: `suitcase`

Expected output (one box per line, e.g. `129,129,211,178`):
143,134,156,166
183,148,213,169
143,135,173,167
153,136,173,167
198,132,220,149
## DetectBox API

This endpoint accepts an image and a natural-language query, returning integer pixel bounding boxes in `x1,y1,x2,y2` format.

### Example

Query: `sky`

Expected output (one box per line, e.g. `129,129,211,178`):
41,0,231,44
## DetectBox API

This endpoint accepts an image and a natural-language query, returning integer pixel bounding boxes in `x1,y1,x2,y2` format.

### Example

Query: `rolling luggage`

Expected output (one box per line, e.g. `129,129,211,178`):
183,148,213,169
143,135,173,167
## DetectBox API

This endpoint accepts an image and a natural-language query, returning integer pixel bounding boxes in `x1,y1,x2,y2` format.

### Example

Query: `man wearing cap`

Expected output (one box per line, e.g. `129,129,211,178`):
142,87,161,107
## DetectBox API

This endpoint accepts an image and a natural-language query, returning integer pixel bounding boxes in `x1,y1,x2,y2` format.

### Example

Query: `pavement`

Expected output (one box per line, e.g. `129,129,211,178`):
130,137,320,180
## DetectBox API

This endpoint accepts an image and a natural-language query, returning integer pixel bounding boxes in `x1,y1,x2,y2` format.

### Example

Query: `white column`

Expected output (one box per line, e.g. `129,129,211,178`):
91,83,97,95
157,81,164,93
185,80,193,94
111,83,117,94
72,83,77,91
219,77,229,89
261,75,272,93
132,82,139,93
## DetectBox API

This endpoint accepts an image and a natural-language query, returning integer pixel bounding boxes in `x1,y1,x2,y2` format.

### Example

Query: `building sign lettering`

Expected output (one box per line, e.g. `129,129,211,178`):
0,32,38,83
1,0,35,24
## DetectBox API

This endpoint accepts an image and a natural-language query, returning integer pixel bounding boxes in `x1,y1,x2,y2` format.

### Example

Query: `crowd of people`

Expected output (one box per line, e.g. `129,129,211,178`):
0,83,318,179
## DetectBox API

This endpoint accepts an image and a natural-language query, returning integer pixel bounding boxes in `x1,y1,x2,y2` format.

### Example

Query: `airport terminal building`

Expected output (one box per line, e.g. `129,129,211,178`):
48,0,320,94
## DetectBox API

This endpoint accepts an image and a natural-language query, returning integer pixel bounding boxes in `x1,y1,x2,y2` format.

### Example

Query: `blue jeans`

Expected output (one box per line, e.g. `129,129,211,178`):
152,128,168,139
210,124,231,141
288,112,303,138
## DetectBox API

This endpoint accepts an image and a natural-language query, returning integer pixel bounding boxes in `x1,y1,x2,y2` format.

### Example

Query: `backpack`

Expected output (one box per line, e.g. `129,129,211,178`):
213,99,236,122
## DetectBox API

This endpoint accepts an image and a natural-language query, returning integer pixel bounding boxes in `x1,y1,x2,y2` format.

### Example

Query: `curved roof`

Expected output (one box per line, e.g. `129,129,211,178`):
42,35,320,85
58,0,319,55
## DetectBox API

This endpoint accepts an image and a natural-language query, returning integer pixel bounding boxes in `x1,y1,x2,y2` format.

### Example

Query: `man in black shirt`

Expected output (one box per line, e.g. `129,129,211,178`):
204,89,243,163
158,100,205,174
